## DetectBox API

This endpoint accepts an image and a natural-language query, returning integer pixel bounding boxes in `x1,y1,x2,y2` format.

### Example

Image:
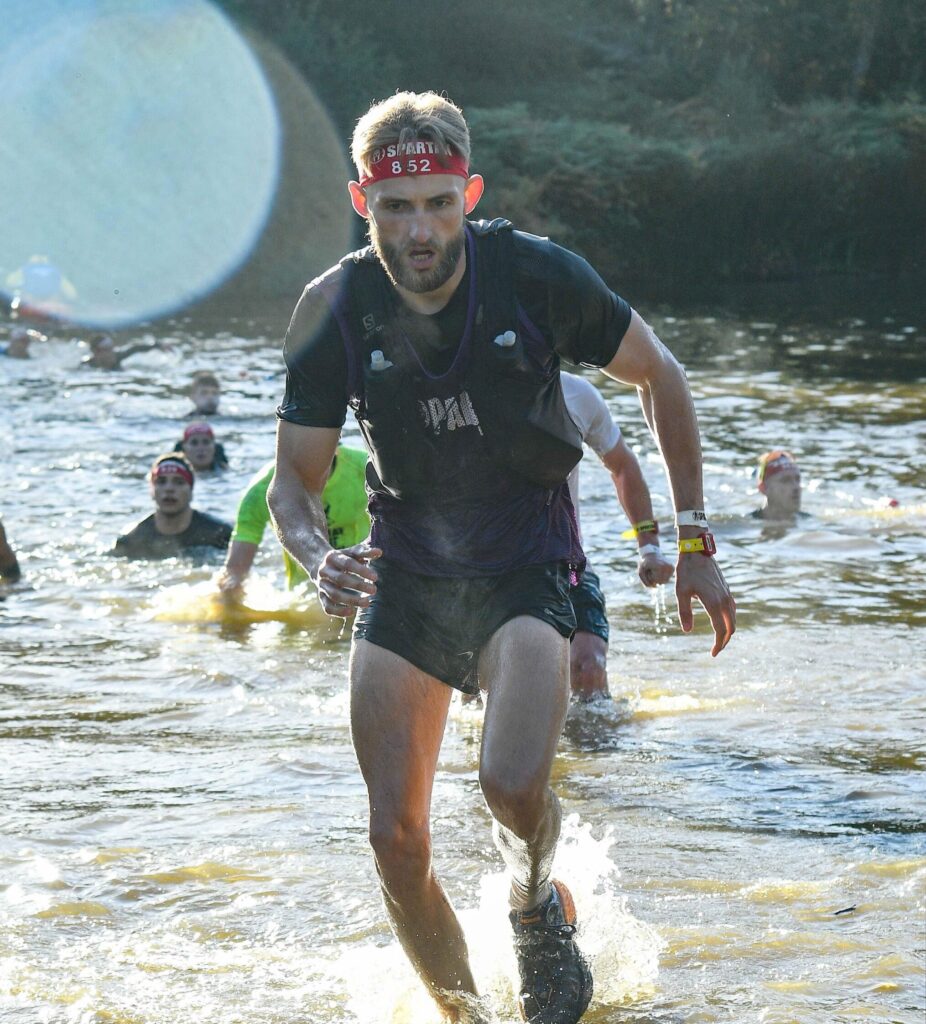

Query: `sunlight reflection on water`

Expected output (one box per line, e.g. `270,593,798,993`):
1,310,924,1022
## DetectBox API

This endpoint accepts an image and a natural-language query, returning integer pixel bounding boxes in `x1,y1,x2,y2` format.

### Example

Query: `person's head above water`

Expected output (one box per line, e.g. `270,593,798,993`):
149,453,194,518
6,326,46,358
757,449,801,518
180,421,216,472
190,371,221,416
347,91,485,304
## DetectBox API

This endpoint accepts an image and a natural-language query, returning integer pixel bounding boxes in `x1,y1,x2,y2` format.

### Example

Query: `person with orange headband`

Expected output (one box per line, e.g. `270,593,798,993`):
174,421,229,473
269,91,735,1024
754,450,804,522
113,454,231,560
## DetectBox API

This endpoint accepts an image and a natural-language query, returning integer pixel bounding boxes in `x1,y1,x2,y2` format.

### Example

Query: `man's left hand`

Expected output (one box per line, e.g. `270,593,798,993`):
675,555,736,657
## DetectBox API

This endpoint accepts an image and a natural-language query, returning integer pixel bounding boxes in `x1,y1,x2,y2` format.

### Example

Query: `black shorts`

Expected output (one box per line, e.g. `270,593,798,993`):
570,566,609,644
352,559,577,695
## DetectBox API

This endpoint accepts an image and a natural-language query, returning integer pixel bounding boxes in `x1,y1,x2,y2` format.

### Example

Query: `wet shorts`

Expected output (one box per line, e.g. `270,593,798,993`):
352,559,577,695
569,565,609,644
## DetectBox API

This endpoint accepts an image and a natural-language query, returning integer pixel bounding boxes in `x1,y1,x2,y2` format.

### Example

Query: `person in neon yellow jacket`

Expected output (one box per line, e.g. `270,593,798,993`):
217,447,369,593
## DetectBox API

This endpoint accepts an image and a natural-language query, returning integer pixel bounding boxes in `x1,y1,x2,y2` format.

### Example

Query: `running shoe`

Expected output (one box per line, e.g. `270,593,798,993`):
509,879,593,1023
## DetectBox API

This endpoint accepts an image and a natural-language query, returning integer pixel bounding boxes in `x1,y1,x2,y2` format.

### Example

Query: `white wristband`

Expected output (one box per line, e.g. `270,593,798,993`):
675,509,709,529
638,544,662,558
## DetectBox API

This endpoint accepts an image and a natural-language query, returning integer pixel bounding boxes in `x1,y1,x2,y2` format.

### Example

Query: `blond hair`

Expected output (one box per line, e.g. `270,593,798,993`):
351,91,470,179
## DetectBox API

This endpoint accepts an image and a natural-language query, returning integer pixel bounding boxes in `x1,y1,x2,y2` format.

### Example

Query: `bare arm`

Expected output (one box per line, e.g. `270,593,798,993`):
216,540,258,594
600,437,674,587
601,310,735,654
113,342,159,365
268,421,380,617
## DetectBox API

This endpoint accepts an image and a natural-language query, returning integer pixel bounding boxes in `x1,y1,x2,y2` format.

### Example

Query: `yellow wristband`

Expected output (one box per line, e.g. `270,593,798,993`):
678,533,717,556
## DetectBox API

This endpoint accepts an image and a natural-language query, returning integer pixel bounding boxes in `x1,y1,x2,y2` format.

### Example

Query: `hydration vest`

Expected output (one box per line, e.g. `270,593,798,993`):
318,219,583,501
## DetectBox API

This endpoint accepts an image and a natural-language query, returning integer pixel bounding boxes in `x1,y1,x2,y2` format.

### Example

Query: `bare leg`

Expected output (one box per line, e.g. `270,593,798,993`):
478,616,571,911
569,631,610,701
349,640,480,1019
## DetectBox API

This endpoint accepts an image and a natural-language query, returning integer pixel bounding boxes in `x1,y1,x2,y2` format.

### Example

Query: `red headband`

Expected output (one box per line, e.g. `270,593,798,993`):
152,460,193,486
183,422,214,441
359,140,469,187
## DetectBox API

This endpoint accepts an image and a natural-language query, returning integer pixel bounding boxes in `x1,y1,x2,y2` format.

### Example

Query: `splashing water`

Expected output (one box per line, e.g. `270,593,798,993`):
333,815,661,1023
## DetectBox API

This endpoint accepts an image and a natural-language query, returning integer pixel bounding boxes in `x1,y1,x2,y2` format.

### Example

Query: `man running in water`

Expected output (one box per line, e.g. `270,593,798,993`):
561,371,674,700
269,91,735,1023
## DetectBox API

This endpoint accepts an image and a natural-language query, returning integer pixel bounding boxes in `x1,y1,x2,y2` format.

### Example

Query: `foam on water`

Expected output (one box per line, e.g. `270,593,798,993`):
147,578,346,640
331,815,661,1023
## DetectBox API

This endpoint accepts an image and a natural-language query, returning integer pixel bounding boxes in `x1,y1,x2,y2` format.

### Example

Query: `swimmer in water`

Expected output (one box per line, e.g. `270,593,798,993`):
174,422,229,473
82,332,167,370
752,450,806,523
186,371,221,417
216,448,369,597
113,454,231,561
0,517,22,583
1,326,47,359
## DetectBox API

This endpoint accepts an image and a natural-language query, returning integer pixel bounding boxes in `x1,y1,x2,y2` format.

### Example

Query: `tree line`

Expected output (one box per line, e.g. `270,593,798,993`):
217,0,926,289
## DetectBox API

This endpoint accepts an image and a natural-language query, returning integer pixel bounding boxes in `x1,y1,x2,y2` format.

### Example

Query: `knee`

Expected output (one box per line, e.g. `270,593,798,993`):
570,643,608,700
368,817,432,887
479,765,547,836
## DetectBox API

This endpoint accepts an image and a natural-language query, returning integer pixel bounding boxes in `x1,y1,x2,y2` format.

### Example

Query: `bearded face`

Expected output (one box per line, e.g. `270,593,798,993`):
369,220,466,295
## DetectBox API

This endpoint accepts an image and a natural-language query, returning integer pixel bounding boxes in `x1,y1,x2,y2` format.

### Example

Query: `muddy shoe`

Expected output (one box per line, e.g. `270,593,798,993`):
509,879,593,1023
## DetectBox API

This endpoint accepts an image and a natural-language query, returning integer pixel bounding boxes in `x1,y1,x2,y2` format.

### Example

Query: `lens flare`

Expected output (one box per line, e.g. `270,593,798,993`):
0,0,281,327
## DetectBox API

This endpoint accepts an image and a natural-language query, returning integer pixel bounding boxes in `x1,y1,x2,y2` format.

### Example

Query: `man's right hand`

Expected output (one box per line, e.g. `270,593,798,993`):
314,543,383,617
215,569,245,604
638,548,675,587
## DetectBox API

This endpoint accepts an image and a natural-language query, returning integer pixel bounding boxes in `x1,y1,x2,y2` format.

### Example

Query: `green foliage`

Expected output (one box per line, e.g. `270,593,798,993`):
211,0,926,287
214,0,403,131
471,100,926,285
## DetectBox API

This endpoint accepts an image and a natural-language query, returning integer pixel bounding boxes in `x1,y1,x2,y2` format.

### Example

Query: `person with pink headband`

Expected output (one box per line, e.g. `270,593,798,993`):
113,453,231,560
754,449,804,522
174,421,229,473
270,90,735,1024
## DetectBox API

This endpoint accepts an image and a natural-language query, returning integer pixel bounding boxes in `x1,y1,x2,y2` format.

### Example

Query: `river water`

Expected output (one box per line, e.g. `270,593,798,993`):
1,300,924,1024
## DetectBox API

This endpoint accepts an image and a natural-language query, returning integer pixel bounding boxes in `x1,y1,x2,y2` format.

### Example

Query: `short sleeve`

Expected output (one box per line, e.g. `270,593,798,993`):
560,372,621,458
231,462,274,544
277,281,350,429
514,234,632,368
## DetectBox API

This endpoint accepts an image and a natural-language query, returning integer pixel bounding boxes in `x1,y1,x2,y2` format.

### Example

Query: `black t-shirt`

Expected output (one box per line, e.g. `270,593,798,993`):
276,226,633,575
114,510,231,560
279,229,632,428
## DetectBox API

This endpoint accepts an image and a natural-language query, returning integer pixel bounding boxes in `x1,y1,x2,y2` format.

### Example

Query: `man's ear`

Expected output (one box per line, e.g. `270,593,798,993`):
463,174,485,215
348,181,369,219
